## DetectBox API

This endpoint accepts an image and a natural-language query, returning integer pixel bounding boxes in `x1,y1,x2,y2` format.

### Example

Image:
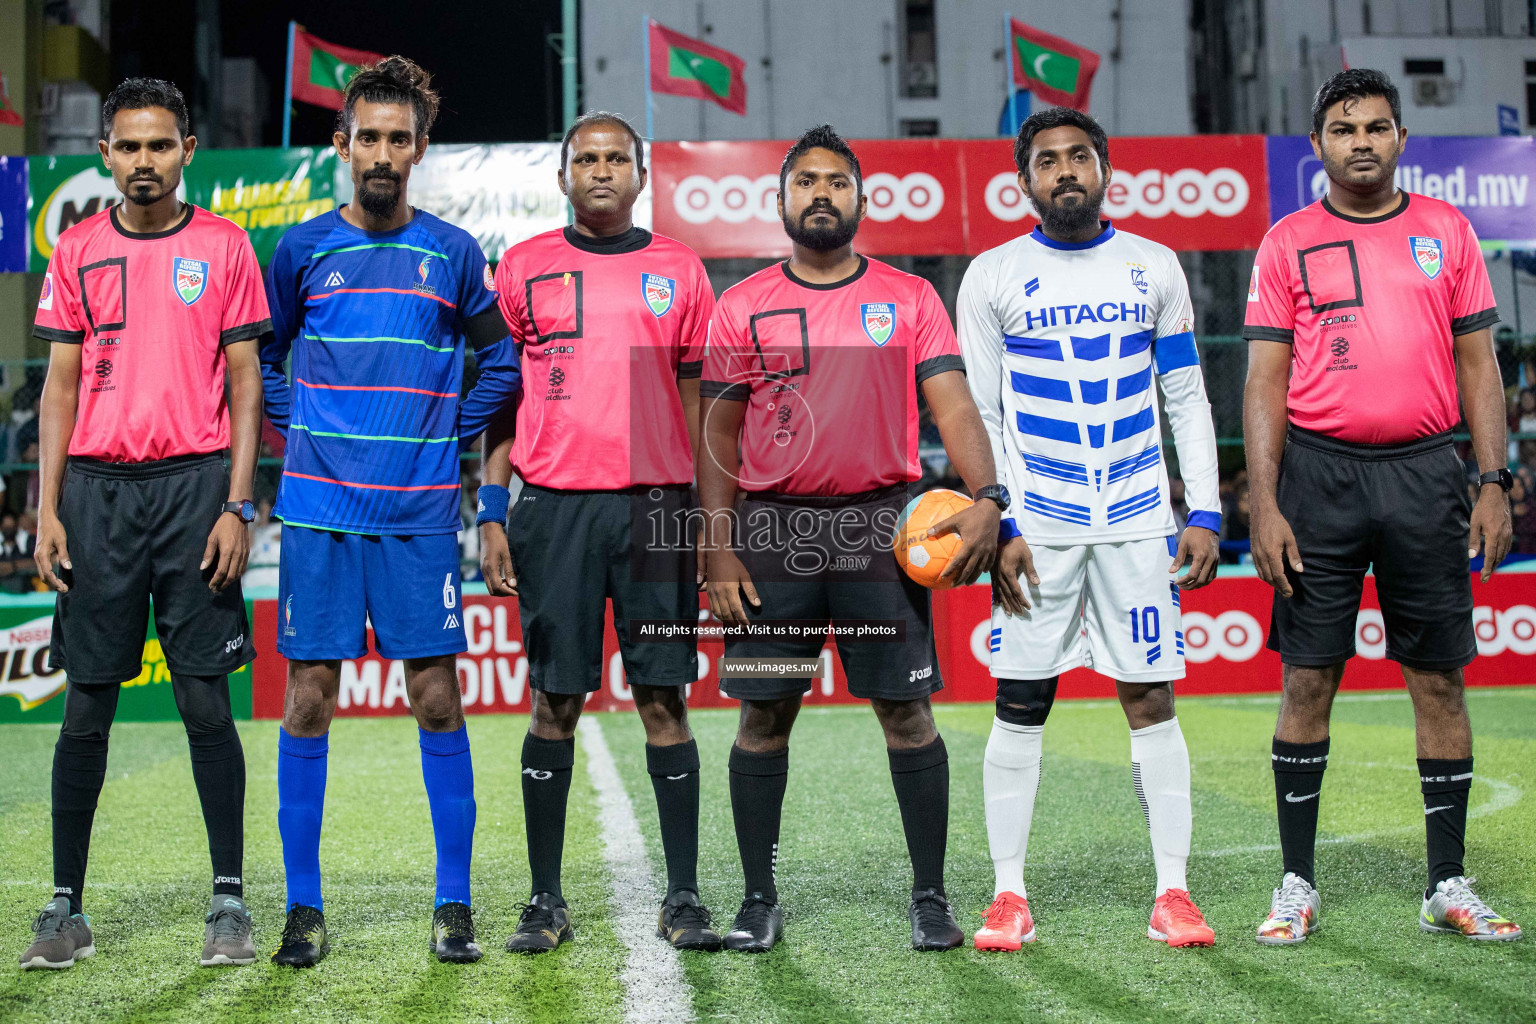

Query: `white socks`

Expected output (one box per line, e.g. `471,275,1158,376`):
1129,716,1192,896
983,719,1044,898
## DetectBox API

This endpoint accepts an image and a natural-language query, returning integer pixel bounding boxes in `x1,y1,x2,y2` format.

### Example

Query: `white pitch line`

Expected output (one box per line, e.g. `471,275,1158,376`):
576,716,694,1024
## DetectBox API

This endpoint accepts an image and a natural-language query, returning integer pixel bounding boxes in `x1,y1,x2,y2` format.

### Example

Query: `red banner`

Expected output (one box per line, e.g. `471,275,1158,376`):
650,136,1269,258
250,572,1536,718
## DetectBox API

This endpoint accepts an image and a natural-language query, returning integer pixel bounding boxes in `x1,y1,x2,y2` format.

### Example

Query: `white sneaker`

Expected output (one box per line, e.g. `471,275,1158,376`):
1420,876,1521,941
1256,872,1320,945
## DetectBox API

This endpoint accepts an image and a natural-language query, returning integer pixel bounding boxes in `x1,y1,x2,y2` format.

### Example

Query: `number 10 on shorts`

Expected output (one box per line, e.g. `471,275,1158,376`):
1129,606,1160,644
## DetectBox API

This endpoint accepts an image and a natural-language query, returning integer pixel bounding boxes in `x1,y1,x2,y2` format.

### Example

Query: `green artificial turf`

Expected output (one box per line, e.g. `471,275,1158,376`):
3,688,1535,1023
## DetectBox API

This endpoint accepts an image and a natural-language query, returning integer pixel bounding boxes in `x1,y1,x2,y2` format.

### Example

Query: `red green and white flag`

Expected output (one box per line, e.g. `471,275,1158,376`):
647,20,747,116
1008,18,1100,113
0,70,22,127
290,26,385,111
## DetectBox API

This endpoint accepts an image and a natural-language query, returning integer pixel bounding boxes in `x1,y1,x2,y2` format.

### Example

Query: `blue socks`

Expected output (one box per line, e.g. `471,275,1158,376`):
278,726,475,912
276,729,328,912
419,725,476,908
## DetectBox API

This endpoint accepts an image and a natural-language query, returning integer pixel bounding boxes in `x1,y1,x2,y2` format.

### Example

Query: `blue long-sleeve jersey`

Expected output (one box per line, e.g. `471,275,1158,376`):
262,209,520,535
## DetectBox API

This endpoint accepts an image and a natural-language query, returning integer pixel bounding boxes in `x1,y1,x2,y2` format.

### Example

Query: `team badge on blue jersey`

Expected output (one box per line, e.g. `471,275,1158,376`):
1410,236,1442,280
173,257,209,306
862,302,896,346
643,273,675,316
414,255,438,296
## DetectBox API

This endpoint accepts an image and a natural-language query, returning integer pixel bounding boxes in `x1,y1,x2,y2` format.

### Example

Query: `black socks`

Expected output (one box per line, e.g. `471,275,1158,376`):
1420,757,1473,894
1272,737,1329,886
647,740,701,899
887,737,950,897
522,733,575,900
728,745,788,904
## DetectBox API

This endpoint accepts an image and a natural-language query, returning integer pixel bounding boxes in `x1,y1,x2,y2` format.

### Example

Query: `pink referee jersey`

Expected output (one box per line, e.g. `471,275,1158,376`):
702,257,964,496
495,226,712,490
1243,193,1498,444
33,205,271,462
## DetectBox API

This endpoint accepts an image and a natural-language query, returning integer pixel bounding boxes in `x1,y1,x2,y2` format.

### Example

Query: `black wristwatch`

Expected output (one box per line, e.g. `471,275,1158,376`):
973,484,1011,511
222,499,256,523
1479,469,1514,493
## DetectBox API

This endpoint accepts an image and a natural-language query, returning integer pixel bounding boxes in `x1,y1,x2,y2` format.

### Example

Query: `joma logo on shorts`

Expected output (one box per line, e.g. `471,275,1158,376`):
908,665,934,683
224,635,245,654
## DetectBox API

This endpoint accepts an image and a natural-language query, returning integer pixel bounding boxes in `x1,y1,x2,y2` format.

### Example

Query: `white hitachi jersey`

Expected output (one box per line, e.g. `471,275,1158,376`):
958,224,1221,545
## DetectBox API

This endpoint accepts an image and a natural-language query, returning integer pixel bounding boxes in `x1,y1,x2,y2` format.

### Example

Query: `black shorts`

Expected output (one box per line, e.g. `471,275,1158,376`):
508,483,697,694
1267,427,1476,671
51,453,255,685
721,486,941,702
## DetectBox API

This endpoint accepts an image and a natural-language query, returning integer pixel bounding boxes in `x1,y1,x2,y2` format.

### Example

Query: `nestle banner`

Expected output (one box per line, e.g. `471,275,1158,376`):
0,596,255,723
651,136,1269,258
1265,135,1536,246
248,571,1534,718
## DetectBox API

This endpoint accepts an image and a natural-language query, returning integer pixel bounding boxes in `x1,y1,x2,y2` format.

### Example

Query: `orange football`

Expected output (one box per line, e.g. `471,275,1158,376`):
892,488,973,590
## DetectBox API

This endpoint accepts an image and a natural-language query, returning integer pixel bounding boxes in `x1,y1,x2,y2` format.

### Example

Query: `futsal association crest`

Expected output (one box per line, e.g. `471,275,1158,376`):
642,273,675,317
862,302,896,346
174,257,208,306
1410,236,1442,280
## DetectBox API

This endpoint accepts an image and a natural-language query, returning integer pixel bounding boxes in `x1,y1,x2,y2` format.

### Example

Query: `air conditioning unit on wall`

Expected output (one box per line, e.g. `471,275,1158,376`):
1412,76,1455,106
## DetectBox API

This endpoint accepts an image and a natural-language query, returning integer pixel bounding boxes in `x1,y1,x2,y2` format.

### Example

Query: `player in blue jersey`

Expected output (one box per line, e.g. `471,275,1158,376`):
259,57,521,966
959,108,1222,950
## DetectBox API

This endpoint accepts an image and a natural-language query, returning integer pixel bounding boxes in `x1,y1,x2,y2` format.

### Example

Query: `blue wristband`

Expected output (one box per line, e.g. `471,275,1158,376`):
476,485,510,527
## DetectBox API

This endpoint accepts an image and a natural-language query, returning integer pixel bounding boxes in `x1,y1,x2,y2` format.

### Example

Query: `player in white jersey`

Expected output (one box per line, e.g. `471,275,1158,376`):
958,109,1223,951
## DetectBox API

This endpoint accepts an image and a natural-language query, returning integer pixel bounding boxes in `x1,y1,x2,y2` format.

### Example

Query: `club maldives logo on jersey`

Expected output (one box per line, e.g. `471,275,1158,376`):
862,303,896,346
1411,236,1443,280
38,273,54,311
174,257,209,306
643,273,675,317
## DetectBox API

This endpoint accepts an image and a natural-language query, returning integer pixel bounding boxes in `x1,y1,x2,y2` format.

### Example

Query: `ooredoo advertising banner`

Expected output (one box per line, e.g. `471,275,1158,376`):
962,135,1270,254
1265,135,1536,246
651,136,1270,258
246,571,1535,719
652,139,966,259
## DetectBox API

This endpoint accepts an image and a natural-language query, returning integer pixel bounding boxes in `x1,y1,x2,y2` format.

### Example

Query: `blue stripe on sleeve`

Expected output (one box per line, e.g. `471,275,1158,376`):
1186,510,1222,533
1153,331,1200,372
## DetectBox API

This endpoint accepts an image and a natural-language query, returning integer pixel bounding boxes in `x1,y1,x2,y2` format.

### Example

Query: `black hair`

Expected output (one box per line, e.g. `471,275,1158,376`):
1013,106,1110,181
1311,68,1402,135
779,124,862,195
101,78,189,139
560,111,646,172
337,55,440,138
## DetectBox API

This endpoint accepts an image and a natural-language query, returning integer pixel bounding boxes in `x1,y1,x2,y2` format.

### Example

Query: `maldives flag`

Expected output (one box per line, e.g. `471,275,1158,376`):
1008,19,1100,112
290,27,385,110
647,20,747,116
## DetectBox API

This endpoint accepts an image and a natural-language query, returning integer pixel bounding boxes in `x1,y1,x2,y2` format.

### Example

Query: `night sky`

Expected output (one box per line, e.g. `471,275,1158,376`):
110,1,563,146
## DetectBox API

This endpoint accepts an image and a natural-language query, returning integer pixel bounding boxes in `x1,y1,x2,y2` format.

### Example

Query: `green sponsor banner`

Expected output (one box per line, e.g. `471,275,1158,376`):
27,146,337,271
0,594,254,723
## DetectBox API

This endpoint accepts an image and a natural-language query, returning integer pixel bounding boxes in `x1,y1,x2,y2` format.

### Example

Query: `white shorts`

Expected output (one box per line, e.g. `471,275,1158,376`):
987,535,1186,683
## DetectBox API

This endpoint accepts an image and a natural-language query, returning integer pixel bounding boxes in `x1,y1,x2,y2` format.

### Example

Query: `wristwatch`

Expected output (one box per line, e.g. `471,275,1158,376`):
222,499,257,523
973,484,1011,511
1478,469,1514,493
